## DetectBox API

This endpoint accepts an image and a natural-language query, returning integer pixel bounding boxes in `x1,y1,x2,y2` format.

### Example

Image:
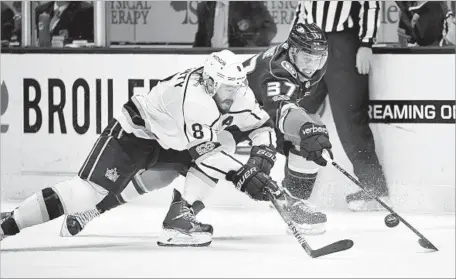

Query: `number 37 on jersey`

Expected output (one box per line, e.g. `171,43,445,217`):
266,81,297,99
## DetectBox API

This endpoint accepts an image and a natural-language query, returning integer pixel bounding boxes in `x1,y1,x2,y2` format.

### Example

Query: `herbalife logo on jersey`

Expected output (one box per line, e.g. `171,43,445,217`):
105,168,120,182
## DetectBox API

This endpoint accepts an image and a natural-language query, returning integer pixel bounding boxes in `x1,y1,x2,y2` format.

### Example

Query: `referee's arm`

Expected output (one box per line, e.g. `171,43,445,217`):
358,1,381,48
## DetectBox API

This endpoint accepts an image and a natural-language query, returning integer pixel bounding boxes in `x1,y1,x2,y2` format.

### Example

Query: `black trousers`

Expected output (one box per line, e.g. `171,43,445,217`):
300,30,388,194
78,119,192,196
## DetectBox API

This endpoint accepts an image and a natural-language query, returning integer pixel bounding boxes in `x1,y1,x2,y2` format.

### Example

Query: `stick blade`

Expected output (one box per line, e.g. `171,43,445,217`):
418,238,438,251
310,239,354,258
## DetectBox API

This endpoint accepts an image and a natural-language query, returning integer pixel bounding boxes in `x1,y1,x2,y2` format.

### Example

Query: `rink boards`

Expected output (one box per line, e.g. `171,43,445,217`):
0,50,454,213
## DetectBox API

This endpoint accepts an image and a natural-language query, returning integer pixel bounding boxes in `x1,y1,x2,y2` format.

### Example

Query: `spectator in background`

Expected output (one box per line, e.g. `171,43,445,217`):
441,1,455,46
292,1,389,212
35,1,93,46
2,2,15,43
396,1,452,46
1,1,21,46
193,1,277,47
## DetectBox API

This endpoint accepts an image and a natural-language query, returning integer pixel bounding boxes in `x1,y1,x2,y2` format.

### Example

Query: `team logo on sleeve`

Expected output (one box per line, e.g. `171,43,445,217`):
195,142,216,156
281,61,297,78
262,46,278,59
189,141,222,163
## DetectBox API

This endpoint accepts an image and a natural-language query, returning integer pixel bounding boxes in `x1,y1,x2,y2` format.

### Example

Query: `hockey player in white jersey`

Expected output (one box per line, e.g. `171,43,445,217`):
0,50,282,245
58,26,335,240
58,50,280,246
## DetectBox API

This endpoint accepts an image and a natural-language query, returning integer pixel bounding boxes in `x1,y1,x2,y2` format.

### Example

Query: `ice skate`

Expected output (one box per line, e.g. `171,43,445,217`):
271,189,327,235
1,211,12,222
157,189,213,247
284,198,327,235
60,208,101,237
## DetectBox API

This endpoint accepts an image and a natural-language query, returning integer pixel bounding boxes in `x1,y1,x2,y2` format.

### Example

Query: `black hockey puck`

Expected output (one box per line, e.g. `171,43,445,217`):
384,213,400,228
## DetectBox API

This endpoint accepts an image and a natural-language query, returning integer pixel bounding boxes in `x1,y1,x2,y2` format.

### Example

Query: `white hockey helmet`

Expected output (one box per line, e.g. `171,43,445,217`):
202,50,247,97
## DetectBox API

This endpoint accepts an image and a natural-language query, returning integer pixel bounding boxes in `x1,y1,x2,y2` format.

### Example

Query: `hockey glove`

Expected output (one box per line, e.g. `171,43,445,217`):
246,145,277,175
226,165,278,201
299,122,333,166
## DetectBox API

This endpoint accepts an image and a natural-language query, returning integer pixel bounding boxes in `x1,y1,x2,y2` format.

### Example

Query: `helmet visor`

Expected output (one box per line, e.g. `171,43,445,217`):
215,78,248,100
213,79,248,112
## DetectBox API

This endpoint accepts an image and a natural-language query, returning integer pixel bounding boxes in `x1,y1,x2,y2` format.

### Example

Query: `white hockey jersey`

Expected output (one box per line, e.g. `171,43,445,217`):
116,67,275,181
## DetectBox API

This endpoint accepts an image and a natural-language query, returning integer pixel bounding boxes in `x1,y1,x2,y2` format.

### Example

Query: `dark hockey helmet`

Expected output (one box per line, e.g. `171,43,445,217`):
287,23,328,81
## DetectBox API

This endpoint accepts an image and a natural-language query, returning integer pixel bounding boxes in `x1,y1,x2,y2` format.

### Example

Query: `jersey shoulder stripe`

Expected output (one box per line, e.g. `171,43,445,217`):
182,68,220,143
182,67,204,142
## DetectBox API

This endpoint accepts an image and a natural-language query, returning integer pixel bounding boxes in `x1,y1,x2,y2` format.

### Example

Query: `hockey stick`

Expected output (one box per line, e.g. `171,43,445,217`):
321,151,438,251
266,187,354,258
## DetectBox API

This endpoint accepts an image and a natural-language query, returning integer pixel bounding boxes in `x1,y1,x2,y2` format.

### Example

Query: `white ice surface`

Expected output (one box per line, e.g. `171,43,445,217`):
1,198,455,278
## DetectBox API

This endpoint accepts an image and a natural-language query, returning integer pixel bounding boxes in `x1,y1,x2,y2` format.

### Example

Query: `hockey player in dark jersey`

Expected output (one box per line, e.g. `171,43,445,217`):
239,23,333,235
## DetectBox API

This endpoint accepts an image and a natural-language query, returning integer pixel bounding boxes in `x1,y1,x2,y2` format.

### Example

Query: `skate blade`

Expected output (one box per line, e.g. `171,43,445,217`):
59,215,72,237
157,228,212,247
287,222,326,236
348,198,389,212
157,241,212,247
0,229,7,242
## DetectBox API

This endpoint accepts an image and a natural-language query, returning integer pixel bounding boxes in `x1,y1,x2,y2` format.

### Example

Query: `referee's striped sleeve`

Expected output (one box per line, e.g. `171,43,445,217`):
358,1,380,47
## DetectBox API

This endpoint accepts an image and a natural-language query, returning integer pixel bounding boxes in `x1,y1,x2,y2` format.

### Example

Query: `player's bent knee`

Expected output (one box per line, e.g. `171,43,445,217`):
39,187,65,220
52,176,108,215
138,169,180,192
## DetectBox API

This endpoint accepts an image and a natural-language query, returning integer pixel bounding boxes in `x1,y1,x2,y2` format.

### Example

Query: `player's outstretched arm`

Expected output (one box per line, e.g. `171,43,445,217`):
183,94,277,201
279,105,333,166
229,87,279,175
187,130,277,201
259,76,334,167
